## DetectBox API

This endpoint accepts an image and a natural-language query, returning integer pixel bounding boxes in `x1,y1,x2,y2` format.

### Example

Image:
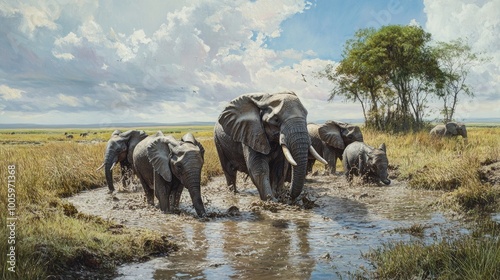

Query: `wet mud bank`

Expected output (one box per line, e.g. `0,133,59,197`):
67,174,463,279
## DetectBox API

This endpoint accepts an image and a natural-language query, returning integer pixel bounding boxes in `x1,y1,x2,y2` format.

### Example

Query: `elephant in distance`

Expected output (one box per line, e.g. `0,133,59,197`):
307,120,363,175
430,122,467,139
214,91,326,202
342,142,391,185
97,130,148,193
133,132,206,218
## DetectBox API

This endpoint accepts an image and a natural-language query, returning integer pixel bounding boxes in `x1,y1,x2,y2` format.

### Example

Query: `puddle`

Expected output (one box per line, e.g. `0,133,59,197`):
67,174,462,279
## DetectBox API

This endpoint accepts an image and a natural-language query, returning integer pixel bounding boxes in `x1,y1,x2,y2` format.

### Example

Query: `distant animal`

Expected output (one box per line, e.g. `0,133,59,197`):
80,132,88,137
342,142,391,185
66,134,74,139
133,132,207,217
430,122,467,139
64,132,68,135
96,130,148,193
307,120,364,175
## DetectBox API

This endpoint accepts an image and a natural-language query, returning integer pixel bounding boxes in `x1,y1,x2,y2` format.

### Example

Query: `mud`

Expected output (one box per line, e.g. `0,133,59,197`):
479,160,500,186
67,174,462,279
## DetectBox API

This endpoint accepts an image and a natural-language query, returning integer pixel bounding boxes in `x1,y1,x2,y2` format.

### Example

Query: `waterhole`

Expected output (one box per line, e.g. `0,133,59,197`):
67,174,461,279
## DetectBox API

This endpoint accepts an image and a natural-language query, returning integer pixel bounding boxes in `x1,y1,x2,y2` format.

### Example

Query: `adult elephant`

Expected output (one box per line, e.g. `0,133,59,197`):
97,130,148,193
430,122,467,139
307,120,364,175
133,132,206,218
214,91,326,202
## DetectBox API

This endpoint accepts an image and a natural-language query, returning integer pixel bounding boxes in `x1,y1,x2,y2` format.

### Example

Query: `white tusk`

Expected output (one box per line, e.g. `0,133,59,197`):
96,162,105,171
282,145,297,166
310,145,328,165
110,162,117,170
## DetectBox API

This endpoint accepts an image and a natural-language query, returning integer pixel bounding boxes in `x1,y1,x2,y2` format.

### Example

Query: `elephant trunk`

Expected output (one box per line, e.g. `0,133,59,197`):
281,118,310,201
378,164,391,185
185,172,206,218
103,150,119,193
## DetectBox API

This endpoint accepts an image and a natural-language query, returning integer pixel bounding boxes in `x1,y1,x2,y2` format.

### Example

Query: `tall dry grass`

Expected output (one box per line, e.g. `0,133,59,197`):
359,126,500,279
1,126,498,279
360,127,500,211
0,141,176,279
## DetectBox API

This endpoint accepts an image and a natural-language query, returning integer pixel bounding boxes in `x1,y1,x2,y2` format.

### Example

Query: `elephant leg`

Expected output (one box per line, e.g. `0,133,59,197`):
324,147,338,176
345,171,353,183
215,139,238,193
120,162,129,191
154,173,169,213
327,155,337,175
223,166,238,193
138,175,154,206
244,148,274,200
171,183,184,212
306,159,315,173
270,157,287,198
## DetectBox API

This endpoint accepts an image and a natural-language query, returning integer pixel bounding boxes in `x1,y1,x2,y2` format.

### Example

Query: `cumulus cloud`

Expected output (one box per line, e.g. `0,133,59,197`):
3,0,495,125
0,85,25,100
424,0,500,113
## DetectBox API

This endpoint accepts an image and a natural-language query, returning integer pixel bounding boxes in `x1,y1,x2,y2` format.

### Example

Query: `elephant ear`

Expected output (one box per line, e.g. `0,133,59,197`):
318,121,345,149
111,130,122,136
154,131,164,137
147,136,175,182
379,143,386,153
119,130,147,141
446,122,458,135
181,133,205,159
218,93,271,154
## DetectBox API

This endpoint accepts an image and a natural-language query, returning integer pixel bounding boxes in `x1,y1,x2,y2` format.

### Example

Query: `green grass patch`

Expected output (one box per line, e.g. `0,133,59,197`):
366,236,500,279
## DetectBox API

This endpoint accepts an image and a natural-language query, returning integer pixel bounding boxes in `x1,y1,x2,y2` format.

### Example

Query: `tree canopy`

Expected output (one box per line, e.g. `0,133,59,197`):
320,25,477,132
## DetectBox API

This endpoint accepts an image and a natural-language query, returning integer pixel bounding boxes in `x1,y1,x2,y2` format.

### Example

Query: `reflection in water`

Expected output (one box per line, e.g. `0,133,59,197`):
67,175,463,279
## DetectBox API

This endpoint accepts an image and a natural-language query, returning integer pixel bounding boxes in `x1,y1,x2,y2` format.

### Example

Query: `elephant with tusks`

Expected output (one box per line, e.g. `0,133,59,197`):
214,91,326,202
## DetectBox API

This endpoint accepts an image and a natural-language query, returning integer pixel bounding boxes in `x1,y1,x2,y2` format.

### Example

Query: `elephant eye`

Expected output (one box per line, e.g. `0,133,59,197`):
175,162,184,172
270,115,279,125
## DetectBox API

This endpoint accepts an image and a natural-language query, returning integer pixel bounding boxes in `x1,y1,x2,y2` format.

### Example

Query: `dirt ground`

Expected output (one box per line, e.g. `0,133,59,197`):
479,160,500,186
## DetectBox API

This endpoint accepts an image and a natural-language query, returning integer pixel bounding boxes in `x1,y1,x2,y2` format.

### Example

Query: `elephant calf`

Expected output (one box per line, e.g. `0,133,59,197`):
342,142,391,185
97,130,148,193
307,120,363,175
133,131,206,218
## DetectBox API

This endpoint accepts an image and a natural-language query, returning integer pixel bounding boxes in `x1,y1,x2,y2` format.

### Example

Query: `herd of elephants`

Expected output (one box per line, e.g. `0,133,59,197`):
96,91,468,218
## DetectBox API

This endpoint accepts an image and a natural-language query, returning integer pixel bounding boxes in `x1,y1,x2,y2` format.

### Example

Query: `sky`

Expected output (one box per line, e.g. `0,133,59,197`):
0,0,498,126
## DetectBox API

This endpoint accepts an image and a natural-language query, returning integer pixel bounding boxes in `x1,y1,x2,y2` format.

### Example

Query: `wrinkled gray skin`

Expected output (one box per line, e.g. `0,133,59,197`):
342,141,391,185
430,122,468,139
214,91,325,202
307,121,363,174
98,130,148,193
133,132,206,218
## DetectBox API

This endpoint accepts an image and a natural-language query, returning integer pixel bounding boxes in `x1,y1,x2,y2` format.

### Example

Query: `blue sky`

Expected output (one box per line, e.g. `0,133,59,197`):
266,0,427,61
0,0,498,125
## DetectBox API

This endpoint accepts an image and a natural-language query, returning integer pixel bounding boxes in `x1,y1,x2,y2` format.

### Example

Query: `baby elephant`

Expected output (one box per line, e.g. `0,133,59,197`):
342,142,391,185
133,131,206,218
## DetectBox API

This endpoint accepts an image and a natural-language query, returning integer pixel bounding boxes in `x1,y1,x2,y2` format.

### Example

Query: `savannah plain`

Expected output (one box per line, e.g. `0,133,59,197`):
1,124,499,279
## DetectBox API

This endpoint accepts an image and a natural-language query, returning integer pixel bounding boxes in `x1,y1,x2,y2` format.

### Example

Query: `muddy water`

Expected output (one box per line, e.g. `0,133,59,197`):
67,174,458,279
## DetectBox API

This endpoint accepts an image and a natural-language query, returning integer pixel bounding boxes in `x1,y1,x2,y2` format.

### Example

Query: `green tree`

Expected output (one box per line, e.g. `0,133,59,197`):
432,38,482,122
321,25,444,132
